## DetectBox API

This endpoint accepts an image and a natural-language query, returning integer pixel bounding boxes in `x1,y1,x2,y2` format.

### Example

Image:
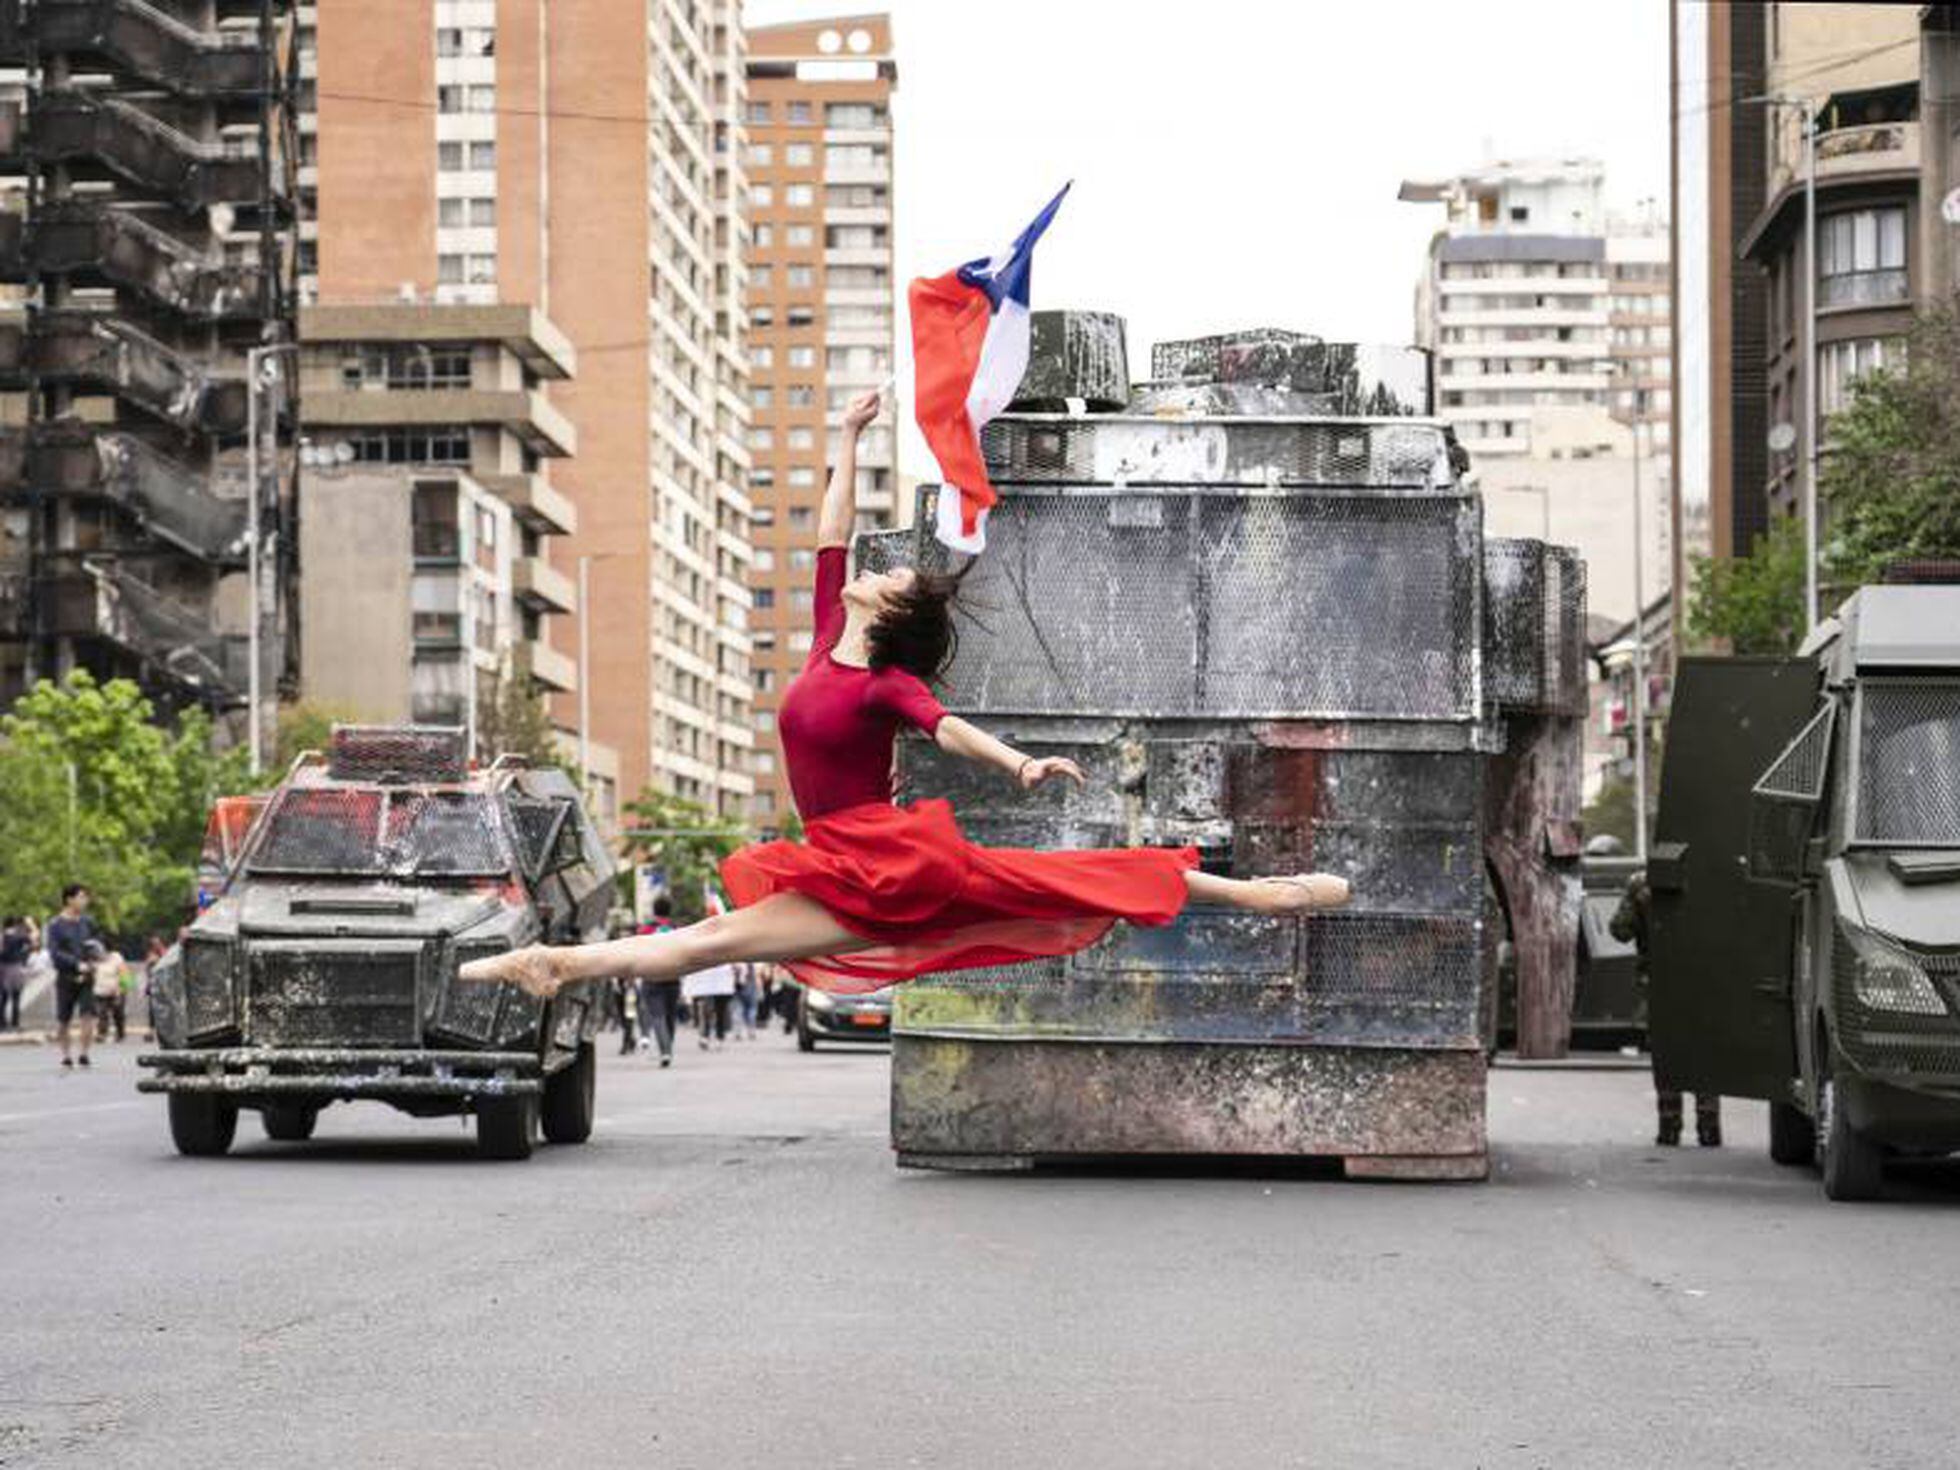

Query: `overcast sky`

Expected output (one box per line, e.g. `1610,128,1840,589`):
743,0,1670,474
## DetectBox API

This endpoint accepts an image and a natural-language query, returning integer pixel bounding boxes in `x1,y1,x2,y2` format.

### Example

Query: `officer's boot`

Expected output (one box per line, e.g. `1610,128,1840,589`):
1655,1089,1684,1147
1695,1095,1722,1148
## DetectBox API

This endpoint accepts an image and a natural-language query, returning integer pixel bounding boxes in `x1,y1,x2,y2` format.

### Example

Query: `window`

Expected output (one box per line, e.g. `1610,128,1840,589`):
439,142,465,172
750,468,775,489
791,588,813,612
438,84,465,114
346,427,471,465
1509,206,1529,222
786,264,814,288
753,223,774,248
750,307,774,328
825,103,881,128
467,254,496,284
789,630,812,653
787,345,815,368
788,507,814,529
1817,337,1898,415
753,588,776,610
752,184,774,208
786,102,812,124
469,141,496,170
747,101,770,124
784,183,815,208
786,306,815,328
785,142,814,166
751,346,774,370
468,85,496,113
753,387,774,409
789,548,815,570
755,710,776,733
753,548,775,572
469,197,495,226
439,198,465,227
437,26,465,56
786,427,815,450
750,264,773,289
786,224,814,247
787,467,815,488
825,224,885,250
1817,207,1907,308
749,143,773,167
438,253,465,284
749,426,774,450
786,385,816,408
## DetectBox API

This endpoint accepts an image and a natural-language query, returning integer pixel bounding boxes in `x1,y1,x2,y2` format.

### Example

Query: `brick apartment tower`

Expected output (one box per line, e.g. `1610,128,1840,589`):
744,14,898,833
306,0,754,820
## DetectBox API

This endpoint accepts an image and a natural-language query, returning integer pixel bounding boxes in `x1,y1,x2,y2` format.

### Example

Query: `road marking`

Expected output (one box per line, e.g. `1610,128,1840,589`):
0,1100,148,1124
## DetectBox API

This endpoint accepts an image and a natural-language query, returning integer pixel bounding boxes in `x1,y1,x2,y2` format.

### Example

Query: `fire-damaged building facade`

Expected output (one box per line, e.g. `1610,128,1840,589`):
0,1,300,717
859,315,1587,1178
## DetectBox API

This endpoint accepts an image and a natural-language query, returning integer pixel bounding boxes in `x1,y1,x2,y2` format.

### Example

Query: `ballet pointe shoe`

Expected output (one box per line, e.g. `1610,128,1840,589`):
458,944,564,999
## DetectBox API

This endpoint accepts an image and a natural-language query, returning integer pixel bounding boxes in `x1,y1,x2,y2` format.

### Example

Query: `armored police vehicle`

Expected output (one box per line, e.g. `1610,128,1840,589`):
138,726,616,1160
1649,583,1960,1199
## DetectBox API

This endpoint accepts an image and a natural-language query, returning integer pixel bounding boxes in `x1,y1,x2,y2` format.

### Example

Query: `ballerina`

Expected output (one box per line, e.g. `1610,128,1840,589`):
462,390,1350,1000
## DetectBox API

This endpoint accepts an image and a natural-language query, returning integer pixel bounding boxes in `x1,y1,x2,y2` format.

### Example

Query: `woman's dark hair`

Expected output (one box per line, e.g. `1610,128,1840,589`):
652,895,673,918
866,565,970,684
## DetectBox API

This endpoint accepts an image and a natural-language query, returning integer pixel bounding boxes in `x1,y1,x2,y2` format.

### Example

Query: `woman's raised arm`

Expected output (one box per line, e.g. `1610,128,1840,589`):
816,389,883,550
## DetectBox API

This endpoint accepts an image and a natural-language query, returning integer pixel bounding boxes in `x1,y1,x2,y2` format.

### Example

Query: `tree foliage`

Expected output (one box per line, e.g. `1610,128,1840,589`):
1684,514,1808,655
620,787,746,923
1820,302,1960,582
0,672,254,939
475,647,569,774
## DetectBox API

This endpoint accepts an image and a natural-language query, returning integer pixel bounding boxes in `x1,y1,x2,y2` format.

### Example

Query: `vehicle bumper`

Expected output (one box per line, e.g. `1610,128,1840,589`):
806,1009,891,1041
136,1048,542,1099
1841,1068,1960,1151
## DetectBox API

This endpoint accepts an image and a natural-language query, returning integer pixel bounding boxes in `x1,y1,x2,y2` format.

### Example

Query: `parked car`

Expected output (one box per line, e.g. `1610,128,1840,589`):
139,726,617,1160
797,982,893,1051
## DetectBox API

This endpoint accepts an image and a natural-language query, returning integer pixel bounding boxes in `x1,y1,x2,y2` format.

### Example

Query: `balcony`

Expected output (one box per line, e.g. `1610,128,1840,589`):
1818,267,1910,311
513,555,575,615
0,202,262,319
476,471,577,537
0,0,271,98
39,564,247,701
0,420,247,563
0,90,282,210
526,637,577,694
0,310,247,433
1813,119,1920,186
302,387,576,458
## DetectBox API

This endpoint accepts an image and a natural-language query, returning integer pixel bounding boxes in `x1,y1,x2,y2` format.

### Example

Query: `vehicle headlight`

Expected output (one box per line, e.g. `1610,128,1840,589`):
804,987,835,1011
181,936,237,1038
1851,934,1947,1017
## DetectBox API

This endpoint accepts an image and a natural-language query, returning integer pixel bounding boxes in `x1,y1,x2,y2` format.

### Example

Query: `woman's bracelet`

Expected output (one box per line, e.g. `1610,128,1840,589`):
1015,755,1035,783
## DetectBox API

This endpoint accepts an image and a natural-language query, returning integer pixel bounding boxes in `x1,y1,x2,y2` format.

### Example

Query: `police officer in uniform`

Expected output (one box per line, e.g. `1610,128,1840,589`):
1611,871,1722,1147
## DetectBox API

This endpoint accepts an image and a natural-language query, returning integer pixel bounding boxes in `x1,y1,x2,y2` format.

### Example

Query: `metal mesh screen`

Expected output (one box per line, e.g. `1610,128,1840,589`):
1855,682,1960,845
246,943,422,1049
1748,704,1835,881
982,417,1452,489
327,725,468,784
248,788,508,877
936,490,1478,720
432,945,506,1043
1832,929,1960,1079
181,935,234,1039
1482,539,1588,715
1757,704,1834,800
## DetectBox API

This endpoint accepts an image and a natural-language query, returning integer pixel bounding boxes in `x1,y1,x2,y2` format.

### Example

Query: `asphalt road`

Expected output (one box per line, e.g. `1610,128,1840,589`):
5,1031,1960,1470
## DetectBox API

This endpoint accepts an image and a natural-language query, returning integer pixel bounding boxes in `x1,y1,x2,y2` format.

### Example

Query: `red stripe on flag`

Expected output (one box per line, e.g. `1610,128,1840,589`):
907,268,999,526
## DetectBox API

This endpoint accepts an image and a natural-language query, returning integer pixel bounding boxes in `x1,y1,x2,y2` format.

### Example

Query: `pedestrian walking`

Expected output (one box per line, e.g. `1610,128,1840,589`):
685,961,736,1050
1611,870,1721,1147
462,392,1351,1001
635,896,682,1067
0,915,33,1031
733,961,760,1039
614,977,639,1056
88,941,128,1044
46,884,97,1069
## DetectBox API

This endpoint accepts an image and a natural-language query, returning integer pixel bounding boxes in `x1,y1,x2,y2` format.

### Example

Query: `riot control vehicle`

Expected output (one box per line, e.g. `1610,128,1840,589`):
1650,584,1960,1199
138,726,616,1161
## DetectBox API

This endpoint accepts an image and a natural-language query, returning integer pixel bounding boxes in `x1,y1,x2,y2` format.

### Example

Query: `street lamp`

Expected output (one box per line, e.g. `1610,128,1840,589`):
245,342,299,775
1740,92,1821,634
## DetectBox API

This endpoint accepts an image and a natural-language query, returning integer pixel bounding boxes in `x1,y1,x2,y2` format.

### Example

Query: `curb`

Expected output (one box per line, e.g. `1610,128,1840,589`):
0,1031,50,1047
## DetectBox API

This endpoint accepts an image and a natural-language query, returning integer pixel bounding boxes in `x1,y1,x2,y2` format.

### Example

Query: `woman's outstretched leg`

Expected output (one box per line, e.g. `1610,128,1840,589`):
459,893,872,998
1186,869,1351,914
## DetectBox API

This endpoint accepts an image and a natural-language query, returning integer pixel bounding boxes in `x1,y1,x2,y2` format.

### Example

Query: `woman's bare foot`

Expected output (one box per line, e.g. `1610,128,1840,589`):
458,944,565,999
1243,873,1352,914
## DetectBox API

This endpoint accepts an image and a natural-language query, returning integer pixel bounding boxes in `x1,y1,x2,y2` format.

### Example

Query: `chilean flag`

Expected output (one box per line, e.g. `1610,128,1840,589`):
908,184,1070,553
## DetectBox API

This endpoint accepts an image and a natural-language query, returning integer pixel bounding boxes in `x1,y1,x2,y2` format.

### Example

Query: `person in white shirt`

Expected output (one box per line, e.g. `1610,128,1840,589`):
683,961,736,1051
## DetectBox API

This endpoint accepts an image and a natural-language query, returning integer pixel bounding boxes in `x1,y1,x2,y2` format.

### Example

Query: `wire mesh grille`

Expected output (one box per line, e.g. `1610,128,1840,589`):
181,935,234,1039
981,416,1452,488
1482,538,1588,715
1758,704,1835,799
246,945,422,1049
248,788,508,877
1855,682,1960,845
1748,704,1835,881
933,490,1479,720
1831,928,1960,1078
327,725,469,784
432,946,506,1043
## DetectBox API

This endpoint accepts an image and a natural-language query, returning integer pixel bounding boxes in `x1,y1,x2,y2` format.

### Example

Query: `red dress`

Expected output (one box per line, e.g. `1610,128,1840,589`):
721,545,1197,992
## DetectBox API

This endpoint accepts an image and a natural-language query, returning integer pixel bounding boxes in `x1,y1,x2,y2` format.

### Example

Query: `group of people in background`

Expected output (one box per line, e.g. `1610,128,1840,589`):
0,883,172,1069
607,896,799,1066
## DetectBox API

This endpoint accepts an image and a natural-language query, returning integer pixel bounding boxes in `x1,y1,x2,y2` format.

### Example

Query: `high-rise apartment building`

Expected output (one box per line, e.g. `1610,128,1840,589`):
1400,159,1673,622
744,14,897,831
299,1,754,820
0,4,301,724
1670,1,1924,604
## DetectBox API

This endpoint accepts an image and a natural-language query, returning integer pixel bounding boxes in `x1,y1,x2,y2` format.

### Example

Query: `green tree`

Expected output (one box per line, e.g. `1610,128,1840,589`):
620,787,746,922
1685,514,1808,655
1820,301,1960,582
475,647,570,774
272,700,355,772
0,672,248,937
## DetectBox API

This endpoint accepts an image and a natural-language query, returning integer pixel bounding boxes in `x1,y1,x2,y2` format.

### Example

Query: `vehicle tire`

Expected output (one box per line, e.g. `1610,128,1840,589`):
1818,1059,1884,1202
476,1093,538,1160
261,1103,319,1142
796,1001,817,1053
168,1093,238,1157
1767,1100,1815,1166
541,1042,596,1145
